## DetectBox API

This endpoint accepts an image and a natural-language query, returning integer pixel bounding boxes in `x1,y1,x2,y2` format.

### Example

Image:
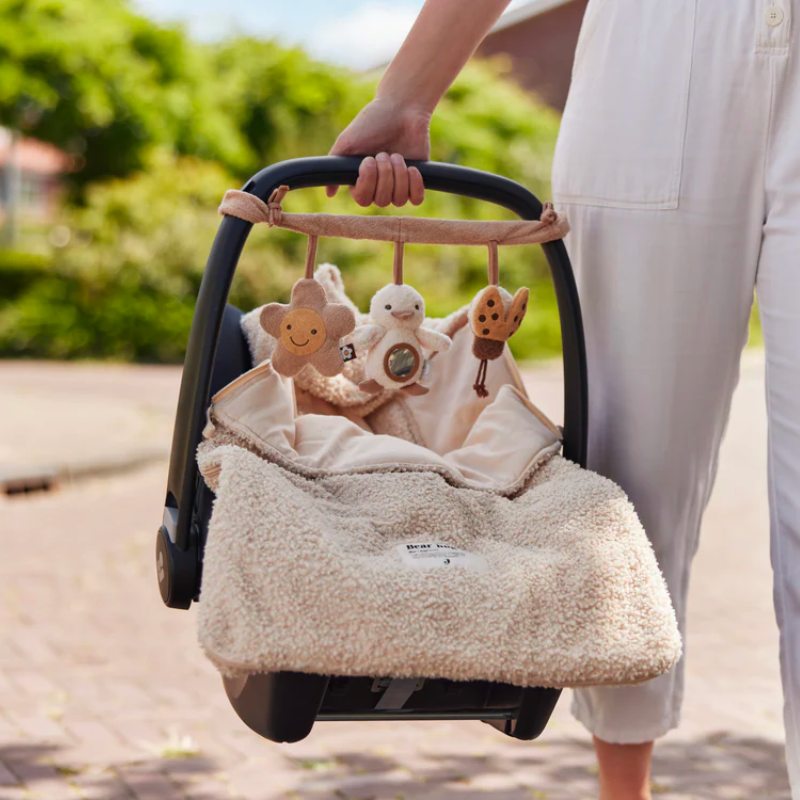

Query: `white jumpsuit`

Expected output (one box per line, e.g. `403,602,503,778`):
551,0,800,791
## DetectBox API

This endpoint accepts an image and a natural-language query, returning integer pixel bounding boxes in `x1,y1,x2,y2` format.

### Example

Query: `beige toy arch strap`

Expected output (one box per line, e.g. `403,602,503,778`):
222,183,566,289
219,187,569,245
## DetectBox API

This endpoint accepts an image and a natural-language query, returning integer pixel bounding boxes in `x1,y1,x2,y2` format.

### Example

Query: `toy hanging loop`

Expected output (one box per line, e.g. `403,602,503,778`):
393,241,404,285
540,201,558,225
305,234,319,280
266,185,289,227
487,240,499,286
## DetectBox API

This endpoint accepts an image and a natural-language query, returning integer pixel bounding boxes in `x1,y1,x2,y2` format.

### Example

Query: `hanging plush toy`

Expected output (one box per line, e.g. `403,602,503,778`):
259,234,356,377
350,243,451,396
468,241,530,398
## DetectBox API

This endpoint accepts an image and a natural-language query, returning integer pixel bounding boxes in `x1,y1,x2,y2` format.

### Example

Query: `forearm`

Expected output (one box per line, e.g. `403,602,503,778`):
376,0,512,114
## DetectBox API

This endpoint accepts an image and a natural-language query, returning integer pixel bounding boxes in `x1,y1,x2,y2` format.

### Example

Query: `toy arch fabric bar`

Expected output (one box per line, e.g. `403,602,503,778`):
218,187,570,246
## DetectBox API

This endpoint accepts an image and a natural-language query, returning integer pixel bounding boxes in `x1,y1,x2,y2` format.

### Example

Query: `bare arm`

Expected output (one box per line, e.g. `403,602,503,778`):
328,0,512,206
377,0,513,114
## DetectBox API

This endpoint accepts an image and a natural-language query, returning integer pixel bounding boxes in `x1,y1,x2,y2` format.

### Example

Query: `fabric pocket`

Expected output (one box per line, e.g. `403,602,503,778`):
552,0,697,210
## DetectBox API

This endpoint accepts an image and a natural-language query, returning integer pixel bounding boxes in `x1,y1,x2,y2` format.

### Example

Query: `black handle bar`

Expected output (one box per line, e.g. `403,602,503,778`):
166,156,587,551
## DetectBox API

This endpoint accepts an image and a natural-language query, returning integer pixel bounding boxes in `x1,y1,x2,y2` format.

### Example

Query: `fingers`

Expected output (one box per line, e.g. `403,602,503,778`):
341,153,425,208
348,157,378,207
390,153,409,207
373,152,394,207
408,166,425,206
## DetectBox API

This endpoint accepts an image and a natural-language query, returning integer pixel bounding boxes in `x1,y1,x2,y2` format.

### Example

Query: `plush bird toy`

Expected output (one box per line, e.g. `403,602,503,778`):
350,282,452,396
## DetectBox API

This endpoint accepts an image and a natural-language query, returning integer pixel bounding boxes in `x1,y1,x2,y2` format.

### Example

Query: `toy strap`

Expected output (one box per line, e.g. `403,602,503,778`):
219,188,569,245
487,240,499,286
305,234,318,280
393,241,404,285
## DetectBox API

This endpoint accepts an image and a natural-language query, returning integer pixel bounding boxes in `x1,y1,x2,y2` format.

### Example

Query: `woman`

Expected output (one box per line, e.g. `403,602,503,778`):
326,1,800,798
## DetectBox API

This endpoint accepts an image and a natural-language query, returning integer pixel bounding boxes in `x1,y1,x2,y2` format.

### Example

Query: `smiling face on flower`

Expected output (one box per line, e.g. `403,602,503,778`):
260,278,355,377
280,307,327,355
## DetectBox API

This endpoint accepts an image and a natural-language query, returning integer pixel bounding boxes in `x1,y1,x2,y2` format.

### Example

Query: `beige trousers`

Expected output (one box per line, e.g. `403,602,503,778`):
552,0,800,791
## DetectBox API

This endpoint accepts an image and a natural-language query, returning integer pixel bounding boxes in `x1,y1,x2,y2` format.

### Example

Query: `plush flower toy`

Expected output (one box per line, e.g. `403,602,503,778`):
259,233,356,377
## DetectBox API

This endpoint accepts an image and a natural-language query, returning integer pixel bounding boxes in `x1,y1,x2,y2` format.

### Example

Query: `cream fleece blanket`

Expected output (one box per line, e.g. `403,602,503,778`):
196,314,682,687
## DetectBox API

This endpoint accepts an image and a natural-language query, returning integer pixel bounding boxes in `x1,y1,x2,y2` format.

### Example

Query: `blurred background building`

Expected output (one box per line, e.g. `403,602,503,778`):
0,127,69,226
479,0,588,111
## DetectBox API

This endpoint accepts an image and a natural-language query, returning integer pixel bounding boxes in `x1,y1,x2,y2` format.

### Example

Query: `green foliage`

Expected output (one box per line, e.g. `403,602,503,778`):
209,38,374,174
0,144,563,361
0,155,228,360
0,0,249,184
0,249,50,299
749,295,763,347
0,1,565,362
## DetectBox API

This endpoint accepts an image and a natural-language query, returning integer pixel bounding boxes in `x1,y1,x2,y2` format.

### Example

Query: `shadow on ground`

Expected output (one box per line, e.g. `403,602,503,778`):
0,742,221,798
0,733,791,799
285,733,791,800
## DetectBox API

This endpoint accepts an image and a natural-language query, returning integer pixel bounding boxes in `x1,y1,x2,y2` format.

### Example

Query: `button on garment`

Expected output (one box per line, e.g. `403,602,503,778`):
553,0,800,794
767,5,786,26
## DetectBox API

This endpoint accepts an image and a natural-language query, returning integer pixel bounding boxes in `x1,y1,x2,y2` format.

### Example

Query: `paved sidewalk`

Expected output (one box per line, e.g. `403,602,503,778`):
0,354,788,799
0,362,181,491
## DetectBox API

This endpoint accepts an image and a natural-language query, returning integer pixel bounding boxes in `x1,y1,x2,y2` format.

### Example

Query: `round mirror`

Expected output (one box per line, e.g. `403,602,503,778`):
385,345,419,381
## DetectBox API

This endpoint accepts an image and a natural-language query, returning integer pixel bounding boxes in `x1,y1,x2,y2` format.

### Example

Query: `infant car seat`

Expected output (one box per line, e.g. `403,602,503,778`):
156,156,588,743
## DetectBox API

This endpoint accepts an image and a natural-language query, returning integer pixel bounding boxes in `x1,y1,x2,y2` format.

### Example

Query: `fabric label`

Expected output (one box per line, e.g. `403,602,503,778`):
340,343,357,362
395,543,488,573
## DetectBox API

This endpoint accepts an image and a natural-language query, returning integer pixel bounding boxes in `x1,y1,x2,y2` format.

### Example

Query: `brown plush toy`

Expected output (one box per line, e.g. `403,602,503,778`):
468,242,530,398
259,235,356,377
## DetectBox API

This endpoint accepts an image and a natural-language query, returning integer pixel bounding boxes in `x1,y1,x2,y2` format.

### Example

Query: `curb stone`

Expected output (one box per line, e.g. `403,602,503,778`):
0,446,170,495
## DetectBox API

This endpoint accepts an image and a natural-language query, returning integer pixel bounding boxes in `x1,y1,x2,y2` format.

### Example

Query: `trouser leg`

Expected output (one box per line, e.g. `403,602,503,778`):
759,214,800,796
755,22,800,791
563,198,761,741
552,0,772,741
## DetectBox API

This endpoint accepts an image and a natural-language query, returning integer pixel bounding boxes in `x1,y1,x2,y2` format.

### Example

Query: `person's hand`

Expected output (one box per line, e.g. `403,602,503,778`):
326,97,430,207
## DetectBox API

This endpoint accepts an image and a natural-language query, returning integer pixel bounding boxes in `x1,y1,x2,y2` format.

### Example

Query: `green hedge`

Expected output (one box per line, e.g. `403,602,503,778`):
0,50,566,362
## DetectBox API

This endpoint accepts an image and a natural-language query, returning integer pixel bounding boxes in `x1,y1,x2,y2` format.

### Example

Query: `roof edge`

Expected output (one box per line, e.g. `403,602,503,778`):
491,0,576,33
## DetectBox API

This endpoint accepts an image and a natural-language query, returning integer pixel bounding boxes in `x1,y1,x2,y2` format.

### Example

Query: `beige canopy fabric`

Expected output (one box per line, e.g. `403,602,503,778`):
218,187,570,246
196,358,681,688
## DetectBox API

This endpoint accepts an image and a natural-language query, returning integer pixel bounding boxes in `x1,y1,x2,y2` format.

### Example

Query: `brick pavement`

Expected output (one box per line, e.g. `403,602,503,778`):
0,355,789,799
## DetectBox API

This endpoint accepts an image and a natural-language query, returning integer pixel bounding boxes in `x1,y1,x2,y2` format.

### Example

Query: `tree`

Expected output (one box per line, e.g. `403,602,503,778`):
0,6,564,362
0,0,249,185
210,38,373,175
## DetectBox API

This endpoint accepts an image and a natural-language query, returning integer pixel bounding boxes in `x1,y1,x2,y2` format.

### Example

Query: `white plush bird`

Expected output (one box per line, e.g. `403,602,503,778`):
349,283,452,396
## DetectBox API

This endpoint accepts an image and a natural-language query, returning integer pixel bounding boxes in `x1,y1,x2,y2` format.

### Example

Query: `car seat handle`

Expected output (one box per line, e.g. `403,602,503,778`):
165,157,587,554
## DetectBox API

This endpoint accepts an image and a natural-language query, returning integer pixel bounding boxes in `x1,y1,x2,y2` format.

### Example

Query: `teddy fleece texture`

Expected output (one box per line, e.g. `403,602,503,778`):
195,273,682,687
197,435,681,687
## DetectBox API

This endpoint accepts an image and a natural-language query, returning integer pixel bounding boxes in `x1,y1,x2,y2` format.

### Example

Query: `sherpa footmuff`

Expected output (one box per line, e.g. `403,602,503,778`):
156,157,680,744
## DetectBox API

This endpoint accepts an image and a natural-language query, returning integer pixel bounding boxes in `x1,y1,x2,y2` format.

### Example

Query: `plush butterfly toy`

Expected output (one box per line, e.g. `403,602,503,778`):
467,241,530,398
